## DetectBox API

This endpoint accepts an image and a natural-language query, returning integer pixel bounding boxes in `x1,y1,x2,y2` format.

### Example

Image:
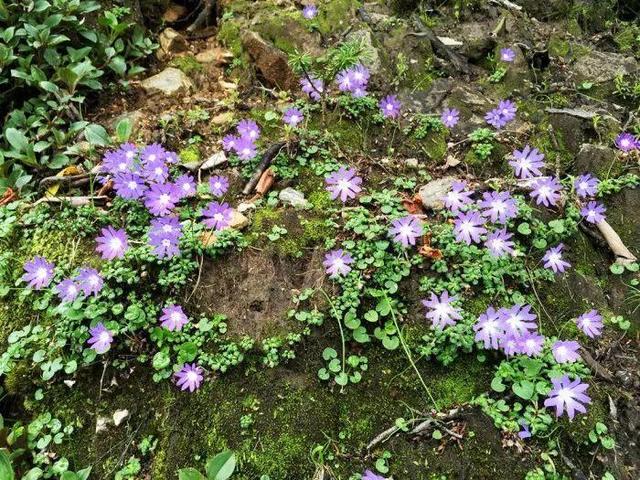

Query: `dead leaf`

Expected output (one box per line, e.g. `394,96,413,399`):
419,233,443,260
443,155,461,169
97,179,114,197
256,168,275,195
201,231,218,247
0,188,18,206
46,165,82,197
402,195,423,214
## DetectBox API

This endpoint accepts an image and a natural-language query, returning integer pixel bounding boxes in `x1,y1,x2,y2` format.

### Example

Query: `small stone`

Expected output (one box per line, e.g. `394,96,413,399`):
212,111,234,125
218,80,238,90
229,210,250,230
237,202,256,213
405,158,419,169
241,31,297,90
113,409,129,426
162,3,187,22
572,50,638,83
96,417,108,433
418,177,457,210
279,188,311,209
158,28,189,59
201,151,227,170
196,47,233,65
575,144,616,175
141,67,194,97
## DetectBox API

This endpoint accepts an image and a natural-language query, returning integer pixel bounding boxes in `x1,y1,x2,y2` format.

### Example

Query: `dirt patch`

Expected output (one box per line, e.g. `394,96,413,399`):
188,247,325,339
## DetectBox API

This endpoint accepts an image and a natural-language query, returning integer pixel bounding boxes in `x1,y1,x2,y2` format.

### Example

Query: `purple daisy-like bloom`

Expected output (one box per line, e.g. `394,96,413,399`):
575,310,603,338
615,132,639,152
87,322,113,354
422,291,463,330
530,176,562,207
118,143,138,161
499,304,537,338
544,375,591,420
510,145,545,179
300,76,324,101
336,69,357,92
283,107,304,127
518,331,545,357
22,256,55,290
55,279,81,303
323,249,354,278
453,211,487,245
486,100,517,128
237,119,261,141
113,172,147,200
379,94,401,119
175,363,204,392
149,217,183,243
142,159,169,184
160,305,189,331
174,173,196,199
543,243,571,273
141,143,166,164
102,150,133,176
76,268,103,297
552,340,581,364
580,201,606,224
165,151,179,164
302,4,318,19
485,228,515,257
325,166,363,202
443,181,473,213
389,215,423,247
222,134,239,152
351,84,368,98
518,421,532,439
474,306,504,349
574,174,599,198
441,108,460,128
209,175,230,197
202,201,233,231
145,183,178,217
485,109,507,129
234,136,258,161
362,471,387,480
150,235,180,259
499,334,522,356
500,47,516,62
96,226,129,260
351,64,370,85
479,191,518,224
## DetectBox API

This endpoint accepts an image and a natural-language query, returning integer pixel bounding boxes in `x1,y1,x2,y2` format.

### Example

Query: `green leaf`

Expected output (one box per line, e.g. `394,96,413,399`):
152,351,171,370
205,451,236,480
115,118,133,143
517,223,531,235
335,372,348,386
178,468,206,480
512,380,535,400
610,263,625,275
84,123,111,147
322,347,337,361
5,128,28,152
432,429,443,440
23,467,43,480
491,376,506,393
364,310,378,323
382,335,399,350
0,450,14,480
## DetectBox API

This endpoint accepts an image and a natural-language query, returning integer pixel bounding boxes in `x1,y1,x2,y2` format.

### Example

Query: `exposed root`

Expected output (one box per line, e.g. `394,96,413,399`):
186,0,217,32
408,17,473,75
581,348,615,382
595,220,638,265
242,142,288,195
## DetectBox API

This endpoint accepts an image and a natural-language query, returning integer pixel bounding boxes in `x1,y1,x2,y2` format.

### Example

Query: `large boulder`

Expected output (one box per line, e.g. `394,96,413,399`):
572,50,638,83
574,143,616,175
241,31,297,90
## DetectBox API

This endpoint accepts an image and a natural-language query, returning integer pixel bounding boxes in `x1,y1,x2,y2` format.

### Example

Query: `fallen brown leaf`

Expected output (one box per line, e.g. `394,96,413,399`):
402,194,423,214
255,167,275,195
0,188,18,206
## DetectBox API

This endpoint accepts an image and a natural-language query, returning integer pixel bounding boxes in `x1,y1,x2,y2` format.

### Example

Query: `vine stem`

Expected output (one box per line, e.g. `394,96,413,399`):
318,288,347,385
383,291,439,410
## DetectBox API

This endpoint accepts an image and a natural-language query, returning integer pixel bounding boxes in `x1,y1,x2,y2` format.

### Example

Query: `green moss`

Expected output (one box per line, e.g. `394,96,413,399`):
179,146,201,164
169,54,204,76
315,0,358,36
217,20,243,57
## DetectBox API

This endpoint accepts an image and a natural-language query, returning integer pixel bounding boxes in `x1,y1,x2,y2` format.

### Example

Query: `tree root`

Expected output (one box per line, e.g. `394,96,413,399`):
186,0,217,32
32,196,109,207
242,142,288,195
580,348,615,382
408,17,473,75
595,220,638,265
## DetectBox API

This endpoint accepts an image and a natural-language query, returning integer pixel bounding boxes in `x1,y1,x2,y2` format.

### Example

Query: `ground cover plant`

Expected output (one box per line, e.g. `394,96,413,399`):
1,0,639,479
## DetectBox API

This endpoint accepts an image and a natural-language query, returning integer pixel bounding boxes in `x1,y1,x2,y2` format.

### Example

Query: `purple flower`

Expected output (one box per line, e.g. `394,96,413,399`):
75,268,103,297
575,310,603,338
498,304,537,338
510,145,545,179
149,235,180,259
118,143,138,161
142,159,169,184
474,306,504,349
302,4,318,19
160,305,189,331
500,47,516,62
202,201,233,230
87,322,113,354
530,176,562,207
543,243,571,273
141,143,166,164
174,174,196,199
580,201,606,224
96,227,129,260
325,167,362,202
175,363,204,392
144,183,178,217
351,64,370,85
102,150,133,176
389,215,423,247
379,95,401,119
323,249,354,278
422,291,463,330
55,279,81,303
165,151,179,164
336,69,357,92
552,340,581,363
518,421,532,439
544,375,591,420
441,108,460,128
615,132,639,152
574,174,599,198
237,119,261,141
485,228,515,257
486,100,517,128
362,471,387,480
22,256,55,290
209,175,229,197
113,172,147,200
443,181,473,213
283,108,304,127
499,335,522,356
222,135,239,152
300,76,324,101
453,211,487,244
234,137,258,161
479,191,518,224
518,331,545,357
149,217,183,243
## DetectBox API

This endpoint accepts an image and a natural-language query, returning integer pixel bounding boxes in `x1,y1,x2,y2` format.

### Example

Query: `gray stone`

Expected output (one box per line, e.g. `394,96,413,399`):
575,144,616,174
345,30,381,74
141,67,194,97
418,177,457,210
572,50,638,83
158,28,189,57
201,151,227,170
279,188,311,209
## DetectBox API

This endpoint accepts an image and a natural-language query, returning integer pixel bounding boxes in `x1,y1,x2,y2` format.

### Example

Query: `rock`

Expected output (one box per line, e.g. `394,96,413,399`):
196,47,234,65
237,202,256,213
211,111,234,125
241,31,297,90
113,409,129,426
345,30,381,74
418,177,457,210
458,22,496,61
572,50,638,83
141,67,194,97
162,3,187,22
229,210,250,230
201,151,227,170
574,144,616,174
158,28,189,60
548,112,588,154
400,78,453,113
96,417,108,433
518,0,570,19
405,158,419,169
279,188,311,209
